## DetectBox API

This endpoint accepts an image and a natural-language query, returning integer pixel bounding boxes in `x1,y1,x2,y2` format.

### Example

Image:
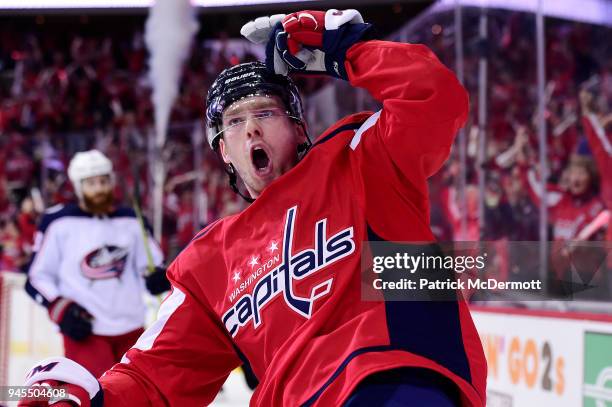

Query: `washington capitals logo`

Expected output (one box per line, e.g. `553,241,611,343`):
222,206,355,337
80,245,128,280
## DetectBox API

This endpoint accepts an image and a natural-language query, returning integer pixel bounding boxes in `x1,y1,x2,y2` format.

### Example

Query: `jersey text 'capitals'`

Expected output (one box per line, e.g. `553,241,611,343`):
222,206,355,337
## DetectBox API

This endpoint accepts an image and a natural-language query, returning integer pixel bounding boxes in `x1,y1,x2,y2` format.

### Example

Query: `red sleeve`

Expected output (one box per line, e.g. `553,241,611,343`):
582,113,612,171
98,255,241,406
519,165,542,207
518,165,564,211
345,40,469,194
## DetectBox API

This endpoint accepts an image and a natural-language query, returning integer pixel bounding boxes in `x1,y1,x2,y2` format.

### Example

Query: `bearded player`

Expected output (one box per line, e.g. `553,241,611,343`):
25,150,170,378
20,10,486,406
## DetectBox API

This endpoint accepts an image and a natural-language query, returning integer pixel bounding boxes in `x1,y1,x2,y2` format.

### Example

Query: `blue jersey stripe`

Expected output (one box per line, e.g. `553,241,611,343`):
313,122,364,147
301,226,472,406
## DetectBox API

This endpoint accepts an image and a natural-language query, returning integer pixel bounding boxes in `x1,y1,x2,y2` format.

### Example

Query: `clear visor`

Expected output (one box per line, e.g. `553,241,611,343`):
213,95,300,140
208,88,280,123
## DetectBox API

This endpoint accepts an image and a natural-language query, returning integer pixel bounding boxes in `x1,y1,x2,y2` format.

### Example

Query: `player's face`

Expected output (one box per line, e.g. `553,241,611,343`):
567,164,591,196
218,95,307,198
80,174,114,213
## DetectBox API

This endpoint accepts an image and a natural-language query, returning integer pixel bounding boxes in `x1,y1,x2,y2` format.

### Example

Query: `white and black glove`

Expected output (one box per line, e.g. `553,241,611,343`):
48,298,93,341
241,9,375,79
18,357,103,407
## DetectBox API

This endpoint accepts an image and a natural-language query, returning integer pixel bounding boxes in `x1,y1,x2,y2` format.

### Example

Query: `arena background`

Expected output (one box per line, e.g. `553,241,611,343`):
0,0,610,406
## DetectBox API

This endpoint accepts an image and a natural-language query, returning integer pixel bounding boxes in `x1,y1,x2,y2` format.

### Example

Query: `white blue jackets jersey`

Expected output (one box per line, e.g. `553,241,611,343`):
26,203,164,336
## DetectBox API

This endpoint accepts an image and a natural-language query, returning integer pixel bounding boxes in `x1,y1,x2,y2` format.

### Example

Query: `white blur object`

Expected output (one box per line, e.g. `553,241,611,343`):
145,0,198,242
144,0,198,146
67,149,114,199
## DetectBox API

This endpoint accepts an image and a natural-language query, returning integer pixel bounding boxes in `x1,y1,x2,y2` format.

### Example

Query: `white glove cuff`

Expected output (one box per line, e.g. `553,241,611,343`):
24,357,101,400
324,9,364,30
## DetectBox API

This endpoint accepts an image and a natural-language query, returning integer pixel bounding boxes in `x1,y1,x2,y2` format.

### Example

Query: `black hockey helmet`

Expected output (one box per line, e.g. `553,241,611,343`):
205,61,305,150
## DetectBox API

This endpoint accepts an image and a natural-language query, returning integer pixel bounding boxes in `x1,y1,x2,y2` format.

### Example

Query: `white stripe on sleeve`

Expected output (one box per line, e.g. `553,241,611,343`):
527,169,563,207
121,286,186,363
350,110,381,150
587,113,612,155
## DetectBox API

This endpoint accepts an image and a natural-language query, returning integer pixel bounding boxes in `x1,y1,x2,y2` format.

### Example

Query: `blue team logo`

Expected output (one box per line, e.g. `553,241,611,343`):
26,361,58,379
80,245,128,280
222,206,355,337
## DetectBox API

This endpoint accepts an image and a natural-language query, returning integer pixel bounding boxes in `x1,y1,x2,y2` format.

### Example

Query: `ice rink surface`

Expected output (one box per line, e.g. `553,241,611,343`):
211,370,253,407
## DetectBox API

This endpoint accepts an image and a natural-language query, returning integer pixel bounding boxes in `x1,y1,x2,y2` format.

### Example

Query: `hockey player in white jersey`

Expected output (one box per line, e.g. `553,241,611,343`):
25,149,170,377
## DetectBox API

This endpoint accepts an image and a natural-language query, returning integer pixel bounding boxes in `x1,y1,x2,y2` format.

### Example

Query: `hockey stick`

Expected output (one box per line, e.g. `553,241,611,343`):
129,151,166,306
127,138,157,277
132,193,156,276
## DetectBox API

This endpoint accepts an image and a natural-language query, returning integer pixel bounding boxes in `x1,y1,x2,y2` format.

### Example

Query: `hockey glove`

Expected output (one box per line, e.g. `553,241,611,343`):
19,357,103,407
144,266,171,295
241,9,374,79
48,298,93,341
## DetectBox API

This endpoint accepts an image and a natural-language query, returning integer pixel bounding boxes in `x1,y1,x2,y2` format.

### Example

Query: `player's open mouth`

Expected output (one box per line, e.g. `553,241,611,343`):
251,145,272,175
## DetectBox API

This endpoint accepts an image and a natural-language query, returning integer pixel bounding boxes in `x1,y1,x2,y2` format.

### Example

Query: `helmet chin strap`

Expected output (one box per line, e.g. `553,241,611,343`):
225,164,255,203
297,140,311,158
296,124,312,159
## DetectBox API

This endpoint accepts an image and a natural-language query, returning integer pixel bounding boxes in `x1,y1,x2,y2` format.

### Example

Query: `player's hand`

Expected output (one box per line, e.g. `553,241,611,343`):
241,9,374,79
145,266,171,295
18,380,89,407
48,298,93,341
19,357,103,407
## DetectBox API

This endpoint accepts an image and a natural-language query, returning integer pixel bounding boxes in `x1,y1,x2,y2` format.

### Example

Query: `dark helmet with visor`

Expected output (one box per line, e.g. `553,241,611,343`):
205,61,305,150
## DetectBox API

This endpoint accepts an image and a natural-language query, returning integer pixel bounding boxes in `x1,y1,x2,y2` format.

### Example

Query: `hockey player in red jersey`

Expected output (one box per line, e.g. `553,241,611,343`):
20,9,486,407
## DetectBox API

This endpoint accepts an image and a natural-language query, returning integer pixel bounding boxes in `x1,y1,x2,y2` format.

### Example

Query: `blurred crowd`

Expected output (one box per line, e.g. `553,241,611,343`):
419,11,611,241
0,23,261,266
419,10,612,297
0,9,610,299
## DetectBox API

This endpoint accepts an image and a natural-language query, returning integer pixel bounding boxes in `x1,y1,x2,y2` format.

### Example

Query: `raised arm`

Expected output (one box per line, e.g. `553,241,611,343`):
344,39,468,191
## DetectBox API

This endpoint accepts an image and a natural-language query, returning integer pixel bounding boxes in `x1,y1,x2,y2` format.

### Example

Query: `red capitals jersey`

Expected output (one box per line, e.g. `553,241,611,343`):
98,40,487,406
523,166,605,241
550,194,605,241
548,191,604,242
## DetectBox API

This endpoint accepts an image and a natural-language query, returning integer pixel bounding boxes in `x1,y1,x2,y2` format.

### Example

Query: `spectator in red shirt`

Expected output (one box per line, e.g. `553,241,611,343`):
0,218,26,272
176,188,195,249
17,196,38,254
580,89,612,243
523,145,604,242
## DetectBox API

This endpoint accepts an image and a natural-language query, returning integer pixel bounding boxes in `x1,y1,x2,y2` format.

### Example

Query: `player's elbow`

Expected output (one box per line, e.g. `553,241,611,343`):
410,44,469,125
455,81,469,126
424,128,455,178
406,65,469,129
435,68,469,129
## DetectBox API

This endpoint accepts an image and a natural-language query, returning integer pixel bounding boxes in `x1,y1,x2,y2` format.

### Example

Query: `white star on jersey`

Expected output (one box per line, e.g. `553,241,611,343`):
232,271,241,283
268,241,279,253
249,255,259,268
